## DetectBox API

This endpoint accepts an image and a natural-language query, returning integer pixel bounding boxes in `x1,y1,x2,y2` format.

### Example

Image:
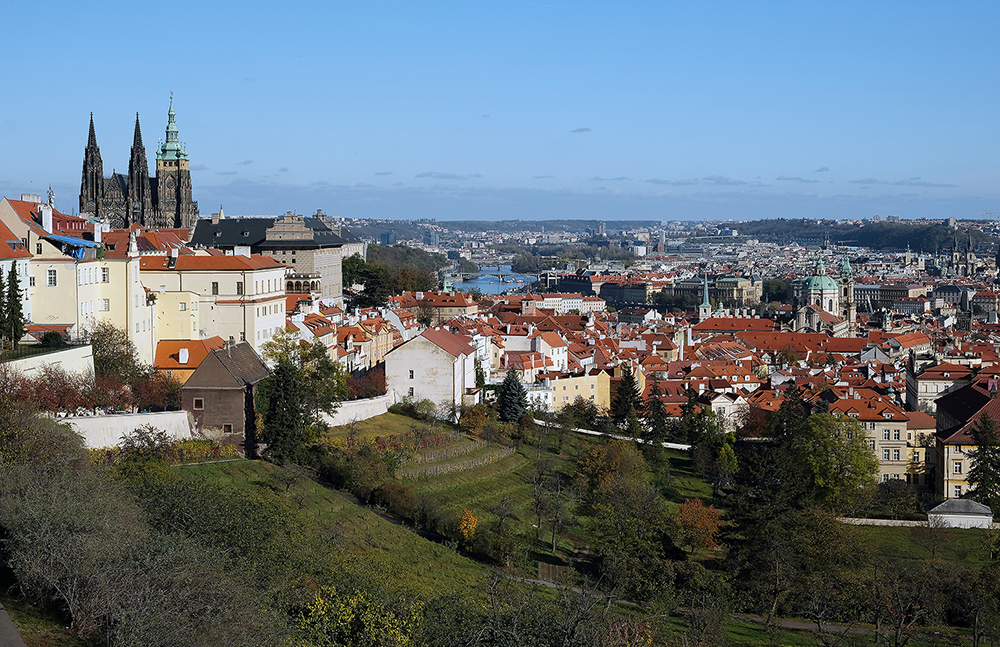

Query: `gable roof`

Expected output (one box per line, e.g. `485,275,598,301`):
154,336,226,371
421,327,476,357
210,342,270,386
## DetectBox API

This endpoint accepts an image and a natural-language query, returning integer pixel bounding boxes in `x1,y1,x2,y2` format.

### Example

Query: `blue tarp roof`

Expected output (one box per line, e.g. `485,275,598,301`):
43,234,99,248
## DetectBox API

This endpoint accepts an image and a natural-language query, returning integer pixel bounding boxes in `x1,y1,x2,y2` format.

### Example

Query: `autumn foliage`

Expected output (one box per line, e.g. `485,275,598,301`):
458,508,478,543
675,498,724,552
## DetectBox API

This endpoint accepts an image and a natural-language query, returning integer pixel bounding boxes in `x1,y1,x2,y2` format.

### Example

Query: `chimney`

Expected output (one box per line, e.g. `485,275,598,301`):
228,336,235,358
179,348,189,364
39,204,53,233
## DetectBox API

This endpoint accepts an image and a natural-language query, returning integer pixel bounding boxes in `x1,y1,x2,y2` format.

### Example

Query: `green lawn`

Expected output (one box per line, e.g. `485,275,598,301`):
855,523,991,566
0,593,88,647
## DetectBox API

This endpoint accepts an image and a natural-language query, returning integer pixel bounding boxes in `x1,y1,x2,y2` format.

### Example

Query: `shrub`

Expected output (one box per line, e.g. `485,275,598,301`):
371,481,420,522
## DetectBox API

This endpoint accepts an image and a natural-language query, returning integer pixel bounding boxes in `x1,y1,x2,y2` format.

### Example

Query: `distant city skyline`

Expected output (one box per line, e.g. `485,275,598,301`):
3,2,998,222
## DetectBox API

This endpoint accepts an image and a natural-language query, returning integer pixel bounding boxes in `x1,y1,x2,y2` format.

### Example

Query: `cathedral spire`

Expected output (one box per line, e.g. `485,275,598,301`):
128,112,152,226
80,112,104,218
132,112,143,149
87,112,98,148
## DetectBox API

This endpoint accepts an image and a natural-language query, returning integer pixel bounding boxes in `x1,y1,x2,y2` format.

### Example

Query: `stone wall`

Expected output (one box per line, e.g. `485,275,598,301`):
66,410,193,448
322,391,397,427
6,344,94,376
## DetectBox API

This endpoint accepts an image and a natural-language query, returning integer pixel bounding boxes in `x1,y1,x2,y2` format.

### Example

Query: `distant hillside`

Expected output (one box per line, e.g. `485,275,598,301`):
732,219,996,251
366,243,451,276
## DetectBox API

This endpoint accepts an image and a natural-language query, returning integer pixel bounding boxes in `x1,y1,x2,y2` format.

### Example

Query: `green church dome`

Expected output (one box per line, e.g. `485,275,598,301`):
805,258,838,291
806,274,838,291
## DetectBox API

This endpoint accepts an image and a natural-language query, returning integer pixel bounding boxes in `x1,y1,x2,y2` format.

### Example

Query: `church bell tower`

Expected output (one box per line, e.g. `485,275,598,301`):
155,95,199,229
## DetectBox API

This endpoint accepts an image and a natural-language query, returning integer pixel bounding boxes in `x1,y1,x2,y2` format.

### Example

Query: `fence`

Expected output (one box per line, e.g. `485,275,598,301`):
399,446,516,479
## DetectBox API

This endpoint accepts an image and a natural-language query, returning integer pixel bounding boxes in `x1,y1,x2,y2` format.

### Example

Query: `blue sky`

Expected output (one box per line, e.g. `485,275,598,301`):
3,1,998,222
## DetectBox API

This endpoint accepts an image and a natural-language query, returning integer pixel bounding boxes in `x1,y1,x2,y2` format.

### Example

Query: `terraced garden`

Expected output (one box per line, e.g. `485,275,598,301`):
323,413,715,564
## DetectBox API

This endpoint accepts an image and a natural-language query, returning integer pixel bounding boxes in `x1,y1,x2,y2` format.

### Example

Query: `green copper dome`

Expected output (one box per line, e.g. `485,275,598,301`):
805,258,838,291
156,95,189,161
806,274,838,291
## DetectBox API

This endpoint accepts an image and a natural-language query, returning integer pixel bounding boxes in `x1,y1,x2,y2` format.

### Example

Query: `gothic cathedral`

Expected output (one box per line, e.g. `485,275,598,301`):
79,97,199,230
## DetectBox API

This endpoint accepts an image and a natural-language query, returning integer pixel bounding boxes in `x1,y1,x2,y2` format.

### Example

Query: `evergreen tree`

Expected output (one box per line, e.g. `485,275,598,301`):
497,370,528,423
610,368,642,427
967,413,1000,513
5,263,24,347
257,360,308,463
0,270,7,345
643,379,671,444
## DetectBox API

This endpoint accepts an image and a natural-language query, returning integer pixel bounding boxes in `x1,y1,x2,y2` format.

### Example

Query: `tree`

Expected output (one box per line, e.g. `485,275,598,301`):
474,358,486,389
0,270,7,346
609,369,641,429
675,498,723,553
642,379,670,444
793,413,878,512
496,370,528,423
260,327,348,435
967,412,1000,513
6,262,24,347
256,360,308,463
89,320,148,385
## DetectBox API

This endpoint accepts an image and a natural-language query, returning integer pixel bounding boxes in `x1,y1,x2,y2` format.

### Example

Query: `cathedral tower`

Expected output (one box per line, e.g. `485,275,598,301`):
155,96,199,229
79,113,104,218
127,113,154,225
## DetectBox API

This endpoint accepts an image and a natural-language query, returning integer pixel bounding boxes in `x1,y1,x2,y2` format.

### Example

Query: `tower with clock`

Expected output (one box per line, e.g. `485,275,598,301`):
79,96,199,230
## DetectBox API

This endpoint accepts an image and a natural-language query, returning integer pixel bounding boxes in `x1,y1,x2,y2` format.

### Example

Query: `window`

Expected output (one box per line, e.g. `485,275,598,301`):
223,424,234,434
883,430,891,440
101,267,109,283
35,242,41,255
29,276,34,287
237,281,243,296
893,449,900,461
211,282,219,296
914,451,920,463
883,449,891,461
868,440,876,450
165,370,172,378
408,387,414,397
954,462,963,474
893,429,901,441
179,302,188,311
955,486,962,498
46,269,56,287
102,299,109,311
193,398,204,410
409,370,414,379
882,474,890,482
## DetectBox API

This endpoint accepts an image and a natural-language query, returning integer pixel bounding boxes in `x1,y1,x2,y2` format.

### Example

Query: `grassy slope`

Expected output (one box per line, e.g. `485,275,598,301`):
0,594,89,647
175,460,489,599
